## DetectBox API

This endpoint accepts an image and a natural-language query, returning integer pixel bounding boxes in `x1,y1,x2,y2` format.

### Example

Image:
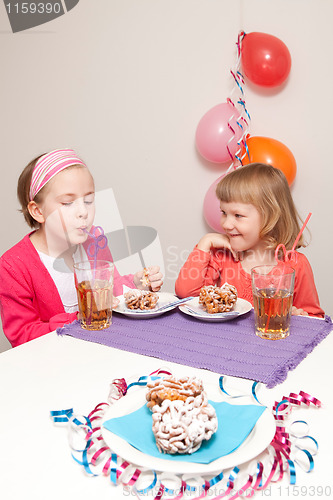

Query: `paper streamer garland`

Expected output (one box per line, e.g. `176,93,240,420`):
50,370,321,499
195,102,244,164
226,31,251,171
202,32,251,231
196,31,251,168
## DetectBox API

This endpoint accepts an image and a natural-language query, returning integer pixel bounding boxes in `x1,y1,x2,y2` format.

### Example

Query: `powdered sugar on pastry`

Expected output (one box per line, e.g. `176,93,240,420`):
199,282,237,314
146,376,204,409
124,289,159,310
147,376,218,454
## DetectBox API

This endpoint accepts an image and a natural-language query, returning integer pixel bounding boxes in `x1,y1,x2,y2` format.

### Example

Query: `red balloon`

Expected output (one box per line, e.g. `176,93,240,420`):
241,136,297,185
241,32,291,87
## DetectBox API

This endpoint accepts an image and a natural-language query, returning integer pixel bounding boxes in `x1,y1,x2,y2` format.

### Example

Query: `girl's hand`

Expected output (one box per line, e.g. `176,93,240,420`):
134,266,164,292
197,233,241,261
112,296,120,308
292,306,308,316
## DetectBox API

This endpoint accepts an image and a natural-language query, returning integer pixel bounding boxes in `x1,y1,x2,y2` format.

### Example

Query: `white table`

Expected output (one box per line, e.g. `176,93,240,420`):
0,327,332,500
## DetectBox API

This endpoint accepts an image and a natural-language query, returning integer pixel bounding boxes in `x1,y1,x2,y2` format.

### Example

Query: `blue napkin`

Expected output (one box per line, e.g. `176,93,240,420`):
103,401,266,464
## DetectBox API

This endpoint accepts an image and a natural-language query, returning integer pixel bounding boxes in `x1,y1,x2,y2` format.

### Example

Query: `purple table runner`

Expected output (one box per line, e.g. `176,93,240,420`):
57,310,332,388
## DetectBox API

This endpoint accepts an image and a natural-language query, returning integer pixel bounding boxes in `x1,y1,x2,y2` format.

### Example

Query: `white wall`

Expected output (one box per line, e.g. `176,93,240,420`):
0,0,332,352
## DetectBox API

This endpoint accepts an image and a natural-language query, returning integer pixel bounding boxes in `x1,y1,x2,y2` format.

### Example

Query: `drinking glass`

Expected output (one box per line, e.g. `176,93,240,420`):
74,260,114,330
251,265,295,340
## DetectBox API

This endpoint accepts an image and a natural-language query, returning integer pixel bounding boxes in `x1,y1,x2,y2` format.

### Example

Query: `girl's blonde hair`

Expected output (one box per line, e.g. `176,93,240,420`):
216,163,306,250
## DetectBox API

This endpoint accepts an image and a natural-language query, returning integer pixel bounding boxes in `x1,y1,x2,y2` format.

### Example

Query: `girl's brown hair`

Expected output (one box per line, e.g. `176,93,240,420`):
17,154,45,228
216,163,306,250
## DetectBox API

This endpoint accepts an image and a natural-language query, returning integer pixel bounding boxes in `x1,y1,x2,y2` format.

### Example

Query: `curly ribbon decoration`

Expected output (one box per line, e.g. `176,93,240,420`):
108,378,128,402
107,368,173,404
219,376,262,405
51,372,321,499
226,31,251,173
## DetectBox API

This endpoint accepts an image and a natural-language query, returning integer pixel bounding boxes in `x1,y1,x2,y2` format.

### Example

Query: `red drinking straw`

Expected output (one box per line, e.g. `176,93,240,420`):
264,213,312,333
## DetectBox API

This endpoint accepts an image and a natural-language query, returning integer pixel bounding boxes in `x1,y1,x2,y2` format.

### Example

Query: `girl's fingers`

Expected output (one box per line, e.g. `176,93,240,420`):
292,306,308,316
232,251,239,262
229,247,239,262
112,297,120,308
150,280,163,291
149,272,163,283
147,265,160,275
133,269,163,290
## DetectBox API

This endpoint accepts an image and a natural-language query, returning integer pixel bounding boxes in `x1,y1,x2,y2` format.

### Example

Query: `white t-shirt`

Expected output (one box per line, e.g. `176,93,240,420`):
38,246,89,313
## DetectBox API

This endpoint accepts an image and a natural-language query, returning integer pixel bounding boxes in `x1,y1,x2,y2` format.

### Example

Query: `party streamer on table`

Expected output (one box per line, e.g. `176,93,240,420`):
50,369,321,499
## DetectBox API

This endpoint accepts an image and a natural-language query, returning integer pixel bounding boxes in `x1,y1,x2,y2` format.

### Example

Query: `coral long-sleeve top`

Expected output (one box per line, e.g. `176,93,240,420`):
175,247,324,317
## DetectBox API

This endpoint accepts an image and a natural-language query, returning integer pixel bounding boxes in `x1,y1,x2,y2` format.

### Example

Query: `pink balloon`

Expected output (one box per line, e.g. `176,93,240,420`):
203,175,225,232
196,103,243,163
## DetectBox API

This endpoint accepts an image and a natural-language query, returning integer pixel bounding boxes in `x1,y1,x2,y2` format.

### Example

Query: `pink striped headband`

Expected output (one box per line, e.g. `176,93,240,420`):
29,149,86,201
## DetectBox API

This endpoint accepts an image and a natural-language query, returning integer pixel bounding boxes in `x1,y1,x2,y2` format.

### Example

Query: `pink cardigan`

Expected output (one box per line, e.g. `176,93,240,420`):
0,232,135,347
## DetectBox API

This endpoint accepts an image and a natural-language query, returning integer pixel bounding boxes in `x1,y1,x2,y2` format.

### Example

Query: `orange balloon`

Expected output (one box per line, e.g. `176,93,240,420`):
241,136,297,185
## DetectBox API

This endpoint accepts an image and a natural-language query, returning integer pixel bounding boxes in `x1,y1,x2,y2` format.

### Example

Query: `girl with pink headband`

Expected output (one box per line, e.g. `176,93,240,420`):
0,149,163,347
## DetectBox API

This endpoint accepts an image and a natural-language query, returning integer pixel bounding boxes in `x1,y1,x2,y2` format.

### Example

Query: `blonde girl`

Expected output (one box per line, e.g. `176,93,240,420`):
175,163,323,317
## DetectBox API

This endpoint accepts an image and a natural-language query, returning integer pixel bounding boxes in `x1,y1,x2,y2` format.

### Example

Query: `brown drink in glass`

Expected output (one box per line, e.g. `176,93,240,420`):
74,261,114,330
251,265,295,340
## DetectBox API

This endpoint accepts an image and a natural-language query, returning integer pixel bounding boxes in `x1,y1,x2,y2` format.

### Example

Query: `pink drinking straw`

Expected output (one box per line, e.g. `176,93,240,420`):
274,212,312,267
292,212,312,251
264,212,312,333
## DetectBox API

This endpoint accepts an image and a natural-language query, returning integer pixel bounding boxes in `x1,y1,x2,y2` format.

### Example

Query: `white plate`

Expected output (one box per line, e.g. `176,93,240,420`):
179,297,252,322
114,292,178,318
101,382,275,474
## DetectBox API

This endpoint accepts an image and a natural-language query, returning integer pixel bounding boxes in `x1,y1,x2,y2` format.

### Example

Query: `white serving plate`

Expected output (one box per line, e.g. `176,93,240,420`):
179,297,252,322
101,381,275,475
